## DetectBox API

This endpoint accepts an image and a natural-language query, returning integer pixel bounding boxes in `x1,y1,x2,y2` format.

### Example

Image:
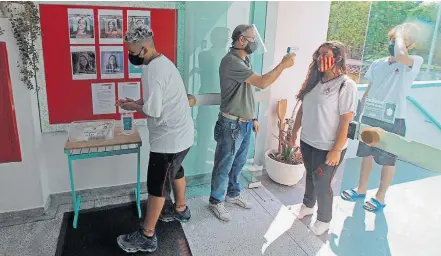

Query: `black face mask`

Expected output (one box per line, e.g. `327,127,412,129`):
388,44,395,57
129,48,145,66
244,40,258,55
129,54,144,66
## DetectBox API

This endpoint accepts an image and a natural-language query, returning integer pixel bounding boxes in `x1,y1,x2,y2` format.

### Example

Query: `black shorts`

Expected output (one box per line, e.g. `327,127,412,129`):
147,147,190,199
356,116,406,166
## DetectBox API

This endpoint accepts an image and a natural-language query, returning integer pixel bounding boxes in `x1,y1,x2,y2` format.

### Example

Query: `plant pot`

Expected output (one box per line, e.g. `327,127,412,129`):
265,149,305,186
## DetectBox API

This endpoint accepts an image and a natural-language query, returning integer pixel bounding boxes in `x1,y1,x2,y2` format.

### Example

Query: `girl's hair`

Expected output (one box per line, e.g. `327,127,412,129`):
77,54,90,72
106,55,118,70
108,21,117,32
77,17,88,29
297,41,347,101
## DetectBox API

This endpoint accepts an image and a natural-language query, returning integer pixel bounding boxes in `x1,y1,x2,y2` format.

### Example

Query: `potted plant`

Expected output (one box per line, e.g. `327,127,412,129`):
265,99,305,186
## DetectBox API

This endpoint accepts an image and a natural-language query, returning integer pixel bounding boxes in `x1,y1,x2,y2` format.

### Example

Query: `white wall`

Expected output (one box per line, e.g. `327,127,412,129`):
0,19,45,212
0,17,151,212
261,1,332,156
42,131,150,194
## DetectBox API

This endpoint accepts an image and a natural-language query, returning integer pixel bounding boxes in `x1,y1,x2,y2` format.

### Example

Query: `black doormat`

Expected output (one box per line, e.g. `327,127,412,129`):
55,201,192,256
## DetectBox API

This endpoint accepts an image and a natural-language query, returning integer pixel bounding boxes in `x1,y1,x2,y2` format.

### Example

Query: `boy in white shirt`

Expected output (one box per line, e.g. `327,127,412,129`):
341,23,423,212
116,25,194,253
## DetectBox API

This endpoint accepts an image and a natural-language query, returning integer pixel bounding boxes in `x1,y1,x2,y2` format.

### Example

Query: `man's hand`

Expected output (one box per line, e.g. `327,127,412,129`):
119,102,138,111
253,120,260,133
246,53,296,90
116,97,135,106
280,53,296,69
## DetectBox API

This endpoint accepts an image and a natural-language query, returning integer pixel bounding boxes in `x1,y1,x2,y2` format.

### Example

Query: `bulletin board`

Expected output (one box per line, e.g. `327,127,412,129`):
37,2,185,131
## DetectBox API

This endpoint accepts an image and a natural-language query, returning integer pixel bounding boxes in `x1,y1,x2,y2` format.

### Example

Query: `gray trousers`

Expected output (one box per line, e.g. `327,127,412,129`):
300,140,346,223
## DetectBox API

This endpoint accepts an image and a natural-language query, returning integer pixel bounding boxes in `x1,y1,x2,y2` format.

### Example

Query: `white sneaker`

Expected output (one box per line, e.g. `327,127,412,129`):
209,202,232,222
310,220,330,236
226,194,252,209
296,204,315,219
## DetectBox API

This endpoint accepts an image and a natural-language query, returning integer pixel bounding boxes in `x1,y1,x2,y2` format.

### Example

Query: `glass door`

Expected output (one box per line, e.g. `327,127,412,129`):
180,1,267,195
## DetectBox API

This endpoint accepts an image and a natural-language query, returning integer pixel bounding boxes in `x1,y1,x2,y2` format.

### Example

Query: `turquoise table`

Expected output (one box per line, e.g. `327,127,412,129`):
64,126,143,228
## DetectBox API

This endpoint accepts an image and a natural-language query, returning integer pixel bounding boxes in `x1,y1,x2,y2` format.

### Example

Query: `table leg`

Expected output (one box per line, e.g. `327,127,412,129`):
135,148,142,218
68,156,81,228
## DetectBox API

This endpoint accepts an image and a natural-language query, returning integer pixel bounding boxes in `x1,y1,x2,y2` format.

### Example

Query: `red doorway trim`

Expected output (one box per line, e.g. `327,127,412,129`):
0,42,22,163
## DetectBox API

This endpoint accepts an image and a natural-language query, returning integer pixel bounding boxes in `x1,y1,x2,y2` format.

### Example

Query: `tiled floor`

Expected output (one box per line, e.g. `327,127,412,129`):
263,157,441,256
1,157,439,256
0,201,95,256
182,189,320,256
0,184,324,256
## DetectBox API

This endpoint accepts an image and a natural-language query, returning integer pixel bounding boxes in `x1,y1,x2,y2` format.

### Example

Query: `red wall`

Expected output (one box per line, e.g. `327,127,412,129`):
39,4,177,124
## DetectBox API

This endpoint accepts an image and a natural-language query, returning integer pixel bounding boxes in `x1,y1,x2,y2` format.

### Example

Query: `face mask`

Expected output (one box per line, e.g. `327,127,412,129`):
129,48,145,66
388,44,395,57
317,55,335,72
244,40,258,55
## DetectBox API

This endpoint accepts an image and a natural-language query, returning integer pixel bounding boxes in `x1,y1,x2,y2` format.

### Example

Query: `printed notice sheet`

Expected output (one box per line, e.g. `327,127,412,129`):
363,96,397,124
118,82,141,113
91,83,116,115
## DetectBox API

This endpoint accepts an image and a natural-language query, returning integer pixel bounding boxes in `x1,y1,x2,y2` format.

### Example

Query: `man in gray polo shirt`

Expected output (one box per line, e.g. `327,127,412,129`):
209,24,296,221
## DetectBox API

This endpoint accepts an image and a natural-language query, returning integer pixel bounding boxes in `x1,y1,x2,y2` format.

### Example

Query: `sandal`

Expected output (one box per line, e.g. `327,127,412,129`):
340,189,366,202
363,198,386,213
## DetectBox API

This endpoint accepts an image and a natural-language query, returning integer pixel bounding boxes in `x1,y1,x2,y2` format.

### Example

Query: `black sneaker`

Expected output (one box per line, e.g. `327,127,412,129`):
117,229,157,253
159,204,191,223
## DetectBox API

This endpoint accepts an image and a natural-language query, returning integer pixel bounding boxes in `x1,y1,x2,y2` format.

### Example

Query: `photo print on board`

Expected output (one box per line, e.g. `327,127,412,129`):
127,10,151,78
71,46,97,80
68,8,95,44
100,46,124,79
98,9,123,44
127,10,151,31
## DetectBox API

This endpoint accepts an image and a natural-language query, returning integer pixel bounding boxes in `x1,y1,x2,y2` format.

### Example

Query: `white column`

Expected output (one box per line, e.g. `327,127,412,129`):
254,1,331,166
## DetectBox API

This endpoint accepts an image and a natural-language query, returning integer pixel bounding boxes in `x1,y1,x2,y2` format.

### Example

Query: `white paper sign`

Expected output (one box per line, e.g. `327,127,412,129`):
118,82,141,113
91,83,116,115
363,96,397,124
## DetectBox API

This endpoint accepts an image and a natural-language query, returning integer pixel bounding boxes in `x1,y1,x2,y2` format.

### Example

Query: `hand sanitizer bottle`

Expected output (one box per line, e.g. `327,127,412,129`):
121,112,134,135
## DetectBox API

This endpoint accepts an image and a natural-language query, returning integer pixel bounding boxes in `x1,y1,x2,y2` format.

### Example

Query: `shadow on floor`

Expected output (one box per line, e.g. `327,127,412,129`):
262,156,440,256
264,157,440,208
329,201,390,256
341,158,439,193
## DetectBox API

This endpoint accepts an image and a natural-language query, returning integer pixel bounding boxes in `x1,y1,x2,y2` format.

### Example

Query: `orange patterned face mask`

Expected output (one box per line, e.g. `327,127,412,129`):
317,55,336,72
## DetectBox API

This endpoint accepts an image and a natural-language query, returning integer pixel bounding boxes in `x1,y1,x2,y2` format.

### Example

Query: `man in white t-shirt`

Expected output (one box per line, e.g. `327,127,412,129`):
341,23,423,213
116,25,194,253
